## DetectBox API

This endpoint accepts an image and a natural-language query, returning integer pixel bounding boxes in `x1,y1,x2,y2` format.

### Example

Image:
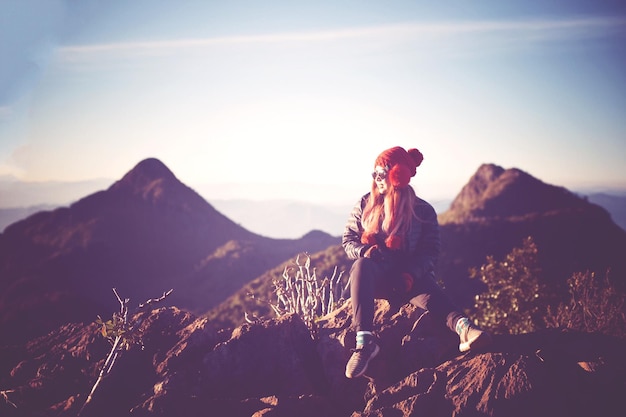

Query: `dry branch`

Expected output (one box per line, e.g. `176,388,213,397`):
78,288,173,416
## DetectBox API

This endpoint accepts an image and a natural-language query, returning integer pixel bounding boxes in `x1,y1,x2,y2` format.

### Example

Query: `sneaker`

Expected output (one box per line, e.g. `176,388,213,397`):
459,324,492,352
345,339,380,378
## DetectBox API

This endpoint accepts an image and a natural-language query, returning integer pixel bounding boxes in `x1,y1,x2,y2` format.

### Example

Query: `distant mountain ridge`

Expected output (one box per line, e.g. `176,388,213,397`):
209,199,349,238
585,192,626,231
0,204,57,232
0,158,339,343
0,177,112,207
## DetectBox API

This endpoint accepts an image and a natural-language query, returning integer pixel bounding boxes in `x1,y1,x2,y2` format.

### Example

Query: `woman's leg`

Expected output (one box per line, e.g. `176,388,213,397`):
406,275,463,332
346,257,389,378
349,257,384,332
407,274,492,352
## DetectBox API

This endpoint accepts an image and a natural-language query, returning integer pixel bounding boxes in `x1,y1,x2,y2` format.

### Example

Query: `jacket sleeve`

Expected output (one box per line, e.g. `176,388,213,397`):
342,195,370,260
406,199,440,281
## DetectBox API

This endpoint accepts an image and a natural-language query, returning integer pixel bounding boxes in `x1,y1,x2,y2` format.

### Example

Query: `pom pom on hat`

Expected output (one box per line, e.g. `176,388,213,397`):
375,146,423,188
407,148,424,167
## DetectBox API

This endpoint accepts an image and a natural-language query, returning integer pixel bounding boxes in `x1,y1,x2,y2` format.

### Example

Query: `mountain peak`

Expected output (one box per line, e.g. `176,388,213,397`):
440,163,588,223
107,158,182,202
120,157,177,186
453,163,507,206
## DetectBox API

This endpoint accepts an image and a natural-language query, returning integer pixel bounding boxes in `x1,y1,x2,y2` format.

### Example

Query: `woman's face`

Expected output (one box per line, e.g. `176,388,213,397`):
372,165,390,195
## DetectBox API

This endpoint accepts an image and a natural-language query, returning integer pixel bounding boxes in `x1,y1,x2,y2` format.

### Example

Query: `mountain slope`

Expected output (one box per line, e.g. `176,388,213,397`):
436,164,626,307
0,158,338,343
585,192,626,231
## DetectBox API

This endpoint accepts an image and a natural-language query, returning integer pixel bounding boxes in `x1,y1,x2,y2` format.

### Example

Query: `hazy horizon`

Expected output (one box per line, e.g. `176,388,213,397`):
2,162,625,239
2,158,626,208
3,165,626,211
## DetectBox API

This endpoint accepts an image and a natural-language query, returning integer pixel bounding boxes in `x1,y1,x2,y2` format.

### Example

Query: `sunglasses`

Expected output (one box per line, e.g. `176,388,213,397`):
371,169,388,181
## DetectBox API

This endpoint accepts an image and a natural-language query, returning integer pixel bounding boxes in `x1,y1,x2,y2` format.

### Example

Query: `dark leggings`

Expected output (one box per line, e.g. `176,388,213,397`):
349,257,463,333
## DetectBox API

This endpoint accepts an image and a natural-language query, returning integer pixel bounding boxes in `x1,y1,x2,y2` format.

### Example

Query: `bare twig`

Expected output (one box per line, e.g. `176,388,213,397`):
78,288,173,416
1,390,17,408
138,289,174,309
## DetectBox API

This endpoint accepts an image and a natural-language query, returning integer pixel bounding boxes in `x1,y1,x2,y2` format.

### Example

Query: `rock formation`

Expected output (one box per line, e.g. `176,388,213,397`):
1,299,622,417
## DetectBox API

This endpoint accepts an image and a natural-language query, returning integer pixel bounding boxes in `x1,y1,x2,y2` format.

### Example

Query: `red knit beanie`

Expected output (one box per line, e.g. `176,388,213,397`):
375,146,423,188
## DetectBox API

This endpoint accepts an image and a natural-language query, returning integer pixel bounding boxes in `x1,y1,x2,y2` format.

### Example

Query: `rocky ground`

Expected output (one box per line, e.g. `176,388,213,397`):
1,300,623,416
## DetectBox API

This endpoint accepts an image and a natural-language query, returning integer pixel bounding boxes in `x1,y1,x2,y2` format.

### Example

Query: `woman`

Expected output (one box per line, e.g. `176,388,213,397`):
342,146,491,379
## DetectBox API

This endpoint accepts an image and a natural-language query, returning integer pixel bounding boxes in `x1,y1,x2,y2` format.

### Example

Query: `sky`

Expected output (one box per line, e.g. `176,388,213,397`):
1,0,626,207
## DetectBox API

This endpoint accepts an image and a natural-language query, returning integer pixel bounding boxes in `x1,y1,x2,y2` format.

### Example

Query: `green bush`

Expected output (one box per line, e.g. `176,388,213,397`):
470,236,545,334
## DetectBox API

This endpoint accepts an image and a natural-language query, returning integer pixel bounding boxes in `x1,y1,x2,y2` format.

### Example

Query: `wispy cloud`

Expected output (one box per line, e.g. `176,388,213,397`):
59,16,626,57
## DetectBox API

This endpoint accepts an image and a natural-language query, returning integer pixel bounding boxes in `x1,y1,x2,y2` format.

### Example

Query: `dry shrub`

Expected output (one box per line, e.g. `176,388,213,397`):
546,269,626,338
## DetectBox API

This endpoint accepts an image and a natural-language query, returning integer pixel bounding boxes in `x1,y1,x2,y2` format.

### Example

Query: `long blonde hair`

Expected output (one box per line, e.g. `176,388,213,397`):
361,182,417,249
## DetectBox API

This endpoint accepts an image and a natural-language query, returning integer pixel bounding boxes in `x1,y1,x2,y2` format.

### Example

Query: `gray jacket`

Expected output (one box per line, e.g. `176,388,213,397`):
342,192,440,281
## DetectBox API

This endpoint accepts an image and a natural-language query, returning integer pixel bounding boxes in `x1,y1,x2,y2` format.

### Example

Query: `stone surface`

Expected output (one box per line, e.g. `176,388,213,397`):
1,301,624,417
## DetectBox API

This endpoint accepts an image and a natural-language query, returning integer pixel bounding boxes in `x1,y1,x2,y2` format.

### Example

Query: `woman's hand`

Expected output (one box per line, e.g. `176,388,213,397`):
363,244,384,261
